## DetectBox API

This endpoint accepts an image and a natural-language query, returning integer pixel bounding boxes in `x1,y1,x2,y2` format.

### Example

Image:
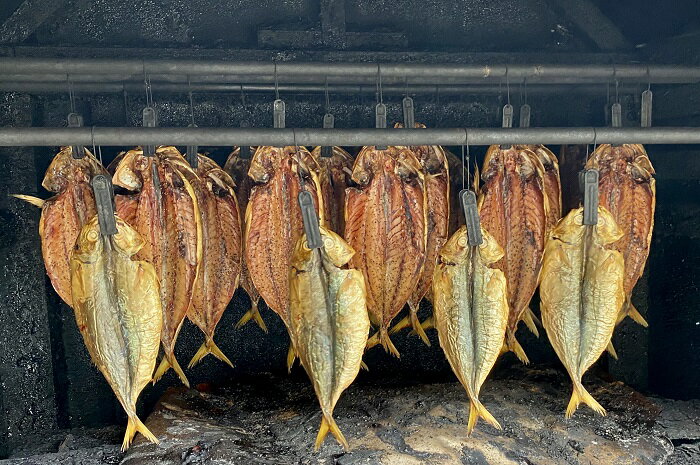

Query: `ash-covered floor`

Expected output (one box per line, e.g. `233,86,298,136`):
2,365,698,465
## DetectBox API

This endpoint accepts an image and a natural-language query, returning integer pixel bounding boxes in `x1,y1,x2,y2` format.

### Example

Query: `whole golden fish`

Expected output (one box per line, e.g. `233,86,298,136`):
187,155,242,368
310,146,354,234
13,147,106,307
70,216,161,451
224,147,267,332
345,146,426,357
433,225,508,434
289,226,369,450
540,207,625,417
113,146,202,387
478,145,547,363
518,145,562,233
585,144,655,330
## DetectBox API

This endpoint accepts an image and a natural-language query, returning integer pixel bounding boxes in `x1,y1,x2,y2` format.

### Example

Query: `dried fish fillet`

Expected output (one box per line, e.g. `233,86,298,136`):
311,146,354,234
518,145,562,233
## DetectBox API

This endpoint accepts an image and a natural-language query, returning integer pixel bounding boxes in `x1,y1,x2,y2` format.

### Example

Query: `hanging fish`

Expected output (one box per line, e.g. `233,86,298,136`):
540,207,625,417
245,146,321,368
345,145,426,357
113,146,202,387
433,225,508,434
289,226,369,450
478,145,548,363
585,144,655,331
70,216,161,451
224,147,267,332
310,146,354,234
518,145,562,233
445,149,473,235
13,147,106,307
187,154,242,368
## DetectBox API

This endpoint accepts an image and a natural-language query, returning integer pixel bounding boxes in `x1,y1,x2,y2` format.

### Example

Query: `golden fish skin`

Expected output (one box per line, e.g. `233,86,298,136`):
345,146,426,357
245,146,321,328
14,147,106,307
113,146,202,387
518,145,562,233
289,226,369,451
478,145,547,363
187,155,242,369
70,216,161,451
311,146,354,234
540,207,625,417
586,144,655,328
433,226,508,435
224,148,267,332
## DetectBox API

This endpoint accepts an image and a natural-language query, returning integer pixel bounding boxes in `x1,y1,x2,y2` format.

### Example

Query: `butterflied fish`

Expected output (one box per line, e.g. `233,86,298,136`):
187,154,242,369
345,145,426,357
13,146,106,307
113,146,202,387
540,207,625,417
310,146,354,234
289,226,369,450
433,225,508,434
478,145,547,363
70,216,161,450
224,147,267,332
518,145,562,232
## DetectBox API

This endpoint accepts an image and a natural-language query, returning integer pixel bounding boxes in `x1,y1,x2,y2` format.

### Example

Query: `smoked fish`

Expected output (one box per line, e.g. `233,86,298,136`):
540,207,625,417
289,226,369,450
518,145,562,233
70,216,161,450
310,146,354,234
113,146,202,387
345,145,426,357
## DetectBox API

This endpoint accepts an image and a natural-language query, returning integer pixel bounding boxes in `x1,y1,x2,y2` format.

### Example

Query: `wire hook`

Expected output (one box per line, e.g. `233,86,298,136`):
274,62,280,101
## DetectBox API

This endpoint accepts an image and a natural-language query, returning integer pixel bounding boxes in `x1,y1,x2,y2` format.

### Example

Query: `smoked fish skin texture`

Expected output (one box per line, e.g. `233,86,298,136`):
245,146,321,327
517,145,562,233
310,146,354,234
187,154,243,368
345,145,426,356
113,146,202,387
585,144,655,326
289,226,369,450
540,207,625,418
433,226,508,435
16,146,107,307
70,216,162,451
478,145,547,363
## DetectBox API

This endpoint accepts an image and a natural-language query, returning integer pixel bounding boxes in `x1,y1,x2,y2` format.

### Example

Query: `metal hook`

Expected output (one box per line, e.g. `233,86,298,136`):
274,62,280,101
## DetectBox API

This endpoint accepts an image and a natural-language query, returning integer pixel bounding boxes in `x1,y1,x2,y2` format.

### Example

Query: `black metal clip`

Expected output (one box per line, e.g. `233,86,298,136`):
321,113,334,158
239,120,251,159
582,169,599,225
142,106,157,157
67,113,85,159
641,89,653,128
460,189,483,246
519,103,531,129
501,103,514,149
402,96,415,129
92,175,118,236
375,103,387,150
298,191,323,249
186,123,198,168
273,99,286,129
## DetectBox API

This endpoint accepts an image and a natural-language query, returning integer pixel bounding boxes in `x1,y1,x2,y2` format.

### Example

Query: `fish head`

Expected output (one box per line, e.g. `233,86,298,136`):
72,216,104,261
550,208,587,243
43,147,106,192
320,226,355,267
479,228,506,265
224,148,252,185
595,207,625,245
394,148,423,181
111,217,146,256
248,146,279,183
350,147,376,186
439,226,469,264
112,149,145,190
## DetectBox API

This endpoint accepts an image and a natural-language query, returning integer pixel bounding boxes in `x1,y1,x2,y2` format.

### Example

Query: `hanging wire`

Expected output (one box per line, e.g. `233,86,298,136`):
615,79,620,104
505,65,511,106
90,126,103,165
68,76,76,113
324,76,330,113
274,63,280,100
461,143,466,191
523,78,528,105
188,77,196,127
647,66,652,92
376,64,383,104
122,89,129,125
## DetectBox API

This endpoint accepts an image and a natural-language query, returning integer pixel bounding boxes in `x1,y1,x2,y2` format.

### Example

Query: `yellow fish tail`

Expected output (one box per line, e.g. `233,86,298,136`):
122,414,159,451
506,337,530,365
467,398,502,436
522,308,541,338
388,316,411,335
606,341,619,360
11,194,45,208
188,338,234,369
420,315,434,331
627,302,649,327
235,300,268,333
379,326,400,358
314,415,349,451
152,352,190,388
286,342,297,373
566,382,606,418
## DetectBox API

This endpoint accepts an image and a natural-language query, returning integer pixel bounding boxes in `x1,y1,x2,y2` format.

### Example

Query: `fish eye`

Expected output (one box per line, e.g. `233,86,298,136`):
457,235,468,248
86,229,100,242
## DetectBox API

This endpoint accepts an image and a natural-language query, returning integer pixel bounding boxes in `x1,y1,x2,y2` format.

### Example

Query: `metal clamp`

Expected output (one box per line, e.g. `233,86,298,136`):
67,112,85,159
273,99,286,129
582,169,599,225
142,106,157,157
641,89,653,128
375,103,387,150
298,191,322,249
321,113,335,158
519,103,531,129
460,189,483,246
402,96,415,129
501,103,514,149
92,175,118,236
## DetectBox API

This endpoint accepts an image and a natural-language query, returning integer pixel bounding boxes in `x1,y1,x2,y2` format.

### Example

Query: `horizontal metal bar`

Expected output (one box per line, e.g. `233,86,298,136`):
0,127,699,147
1,58,700,84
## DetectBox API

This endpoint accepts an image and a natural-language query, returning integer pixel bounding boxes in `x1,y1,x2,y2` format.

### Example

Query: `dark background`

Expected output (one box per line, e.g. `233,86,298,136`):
0,0,699,458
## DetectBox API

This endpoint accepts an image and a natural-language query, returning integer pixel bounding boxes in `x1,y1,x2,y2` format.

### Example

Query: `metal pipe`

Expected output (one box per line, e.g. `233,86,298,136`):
2,58,700,84
1,127,699,147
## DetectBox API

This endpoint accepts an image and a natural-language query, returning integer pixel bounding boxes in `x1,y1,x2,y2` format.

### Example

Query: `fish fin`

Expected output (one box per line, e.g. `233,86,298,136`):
235,300,268,333
388,316,410,335
522,309,541,338
566,383,606,418
606,341,619,360
315,415,349,451
251,304,268,333
153,353,190,388
152,357,170,385
410,304,431,347
467,398,502,436
627,303,649,328
122,414,159,451
169,353,190,388
365,331,380,350
360,361,369,371
11,194,45,208
286,343,297,373
420,315,434,331
379,327,400,358
508,338,530,365
188,339,234,369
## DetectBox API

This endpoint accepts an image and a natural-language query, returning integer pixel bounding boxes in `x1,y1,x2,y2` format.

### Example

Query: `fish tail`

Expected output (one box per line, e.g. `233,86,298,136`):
606,341,619,360
360,360,369,371
169,353,191,388
409,303,431,347
286,342,297,373
507,336,530,365
467,398,502,436
365,331,380,350
522,308,541,338
188,338,234,369
379,326,400,358
388,316,410,335
11,194,45,208
315,415,349,451
122,414,159,451
566,382,606,418
420,315,434,331
235,300,268,333
153,352,190,388
627,302,649,328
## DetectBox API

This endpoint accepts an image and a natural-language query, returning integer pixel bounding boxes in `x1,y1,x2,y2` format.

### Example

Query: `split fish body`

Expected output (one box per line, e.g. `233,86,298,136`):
70,216,162,451
345,145,426,357
540,207,625,417
478,145,548,363
310,146,354,234
518,145,562,233
113,146,202,387
289,227,369,450
433,225,508,435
